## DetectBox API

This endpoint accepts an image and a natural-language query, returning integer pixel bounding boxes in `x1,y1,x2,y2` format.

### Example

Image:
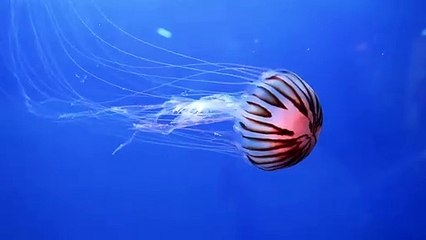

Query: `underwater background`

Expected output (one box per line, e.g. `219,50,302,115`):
1,0,426,239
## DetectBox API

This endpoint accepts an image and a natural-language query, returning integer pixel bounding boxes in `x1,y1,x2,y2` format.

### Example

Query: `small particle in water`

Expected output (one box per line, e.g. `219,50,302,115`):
422,28,426,36
157,28,172,38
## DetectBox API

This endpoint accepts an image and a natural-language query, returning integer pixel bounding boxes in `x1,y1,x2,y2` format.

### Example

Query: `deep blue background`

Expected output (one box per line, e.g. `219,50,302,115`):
1,0,426,239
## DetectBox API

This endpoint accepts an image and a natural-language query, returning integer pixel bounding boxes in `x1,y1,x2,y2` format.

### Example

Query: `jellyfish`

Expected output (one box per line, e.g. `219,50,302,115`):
8,0,323,171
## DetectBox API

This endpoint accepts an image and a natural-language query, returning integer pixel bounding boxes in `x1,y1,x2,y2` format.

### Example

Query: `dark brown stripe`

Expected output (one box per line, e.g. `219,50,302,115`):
242,138,298,151
241,116,294,136
246,139,304,160
253,85,286,109
259,143,310,170
314,94,321,116
257,155,300,171
285,75,312,117
247,145,299,163
296,75,318,122
245,101,272,118
242,132,309,144
265,75,309,117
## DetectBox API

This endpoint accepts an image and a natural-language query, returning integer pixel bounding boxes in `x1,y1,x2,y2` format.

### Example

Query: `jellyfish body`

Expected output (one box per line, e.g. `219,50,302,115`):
127,70,323,171
235,70,323,170
9,0,323,171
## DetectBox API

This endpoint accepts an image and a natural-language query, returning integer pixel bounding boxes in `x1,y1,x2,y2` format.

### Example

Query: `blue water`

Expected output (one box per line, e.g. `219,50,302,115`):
1,0,426,239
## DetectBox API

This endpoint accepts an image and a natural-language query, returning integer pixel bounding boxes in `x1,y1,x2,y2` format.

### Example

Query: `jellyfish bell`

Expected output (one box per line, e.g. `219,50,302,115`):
8,0,323,171
236,70,323,170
